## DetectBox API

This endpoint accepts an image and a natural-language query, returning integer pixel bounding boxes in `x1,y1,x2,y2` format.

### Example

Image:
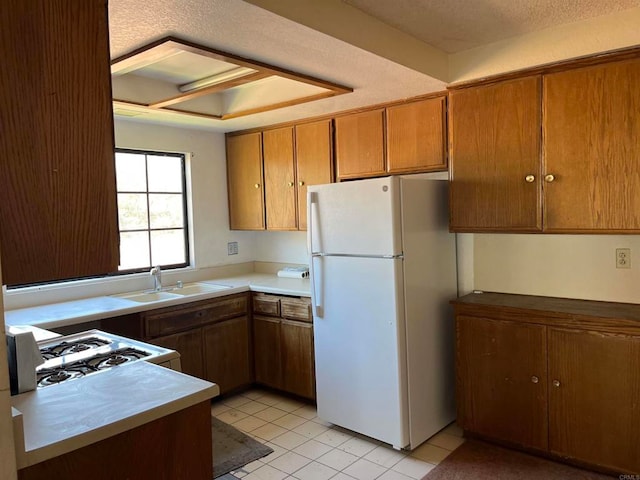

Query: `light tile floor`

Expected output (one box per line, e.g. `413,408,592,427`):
212,389,465,480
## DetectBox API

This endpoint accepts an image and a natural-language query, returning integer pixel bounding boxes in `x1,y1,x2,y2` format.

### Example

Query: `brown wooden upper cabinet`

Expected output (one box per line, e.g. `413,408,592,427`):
543,58,640,232
295,120,333,230
450,56,640,233
335,109,386,180
0,0,119,285
263,127,297,230
449,76,542,232
227,120,332,231
226,132,265,230
335,98,448,181
263,121,333,230
386,97,447,174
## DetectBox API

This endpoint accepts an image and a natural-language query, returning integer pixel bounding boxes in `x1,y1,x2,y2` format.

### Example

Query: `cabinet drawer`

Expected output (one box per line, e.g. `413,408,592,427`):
253,294,281,317
208,294,249,322
145,293,248,337
281,297,312,323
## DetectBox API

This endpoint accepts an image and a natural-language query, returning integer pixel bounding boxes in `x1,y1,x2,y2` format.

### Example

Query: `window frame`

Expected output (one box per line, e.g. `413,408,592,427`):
115,147,190,273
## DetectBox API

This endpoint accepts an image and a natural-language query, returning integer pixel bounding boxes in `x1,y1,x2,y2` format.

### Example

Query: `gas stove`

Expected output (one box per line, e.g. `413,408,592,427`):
35,330,181,388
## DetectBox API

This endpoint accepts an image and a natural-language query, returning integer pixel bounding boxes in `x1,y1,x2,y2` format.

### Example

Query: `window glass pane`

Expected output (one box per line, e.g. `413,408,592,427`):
149,194,184,229
115,152,147,191
147,155,183,192
119,231,150,270
150,230,186,266
117,194,149,230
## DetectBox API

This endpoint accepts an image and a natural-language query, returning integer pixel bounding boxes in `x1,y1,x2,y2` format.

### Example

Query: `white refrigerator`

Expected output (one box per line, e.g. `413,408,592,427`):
307,176,457,450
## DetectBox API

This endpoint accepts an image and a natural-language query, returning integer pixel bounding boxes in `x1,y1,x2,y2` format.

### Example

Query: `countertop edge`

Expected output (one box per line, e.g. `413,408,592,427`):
12,362,219,469
5,274,311,330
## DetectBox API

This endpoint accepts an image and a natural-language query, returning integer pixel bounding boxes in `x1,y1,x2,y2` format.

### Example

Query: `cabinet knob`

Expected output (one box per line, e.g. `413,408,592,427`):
552,379,561,387
544,174,556,183
254,183,260,189
287,182,294,187
531,375,539,384
298,181,305,186
525,175,535,183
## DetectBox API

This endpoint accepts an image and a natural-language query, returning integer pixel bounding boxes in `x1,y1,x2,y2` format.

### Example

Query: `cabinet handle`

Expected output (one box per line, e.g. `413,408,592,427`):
287,182,294,187
531,375,539,384
299,181,305,186
544,174,555,183
254,183,260,189
552,379,561,387
525,175,535,183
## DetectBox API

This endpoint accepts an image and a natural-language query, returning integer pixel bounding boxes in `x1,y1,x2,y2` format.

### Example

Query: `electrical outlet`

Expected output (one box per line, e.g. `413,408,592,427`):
227,241,238,255
616,248,631,269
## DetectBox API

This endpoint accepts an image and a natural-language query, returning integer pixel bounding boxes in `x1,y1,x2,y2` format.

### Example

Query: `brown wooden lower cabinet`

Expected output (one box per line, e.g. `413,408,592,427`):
253,315,282,388
203,316,252,393
456,315,548,451
453,292,640,475
281,319,315,399
18,401,212,480
548,327,640,473
151,329,205,379
101,293,253,395
252,293,315,399
101,292,316,399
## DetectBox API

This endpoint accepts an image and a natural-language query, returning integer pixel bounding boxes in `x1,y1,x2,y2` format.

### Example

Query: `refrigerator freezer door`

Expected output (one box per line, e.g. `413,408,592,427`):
308,177,402,256
312,255,409,448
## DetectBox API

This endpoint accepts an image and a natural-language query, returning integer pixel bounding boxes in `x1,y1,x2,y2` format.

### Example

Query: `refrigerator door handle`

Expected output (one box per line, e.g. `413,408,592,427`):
307,191,317,255
312,253,404,260
310,254,323,318
308,191,323,318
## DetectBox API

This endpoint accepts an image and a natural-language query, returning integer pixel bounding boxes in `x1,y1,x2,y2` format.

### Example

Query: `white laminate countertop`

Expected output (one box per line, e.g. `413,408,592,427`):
4,273,311,330
11,361,219,469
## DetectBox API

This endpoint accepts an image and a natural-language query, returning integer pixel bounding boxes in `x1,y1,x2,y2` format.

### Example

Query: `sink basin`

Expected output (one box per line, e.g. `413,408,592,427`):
113,282,231,303
117,291,182,303
172,283,232,296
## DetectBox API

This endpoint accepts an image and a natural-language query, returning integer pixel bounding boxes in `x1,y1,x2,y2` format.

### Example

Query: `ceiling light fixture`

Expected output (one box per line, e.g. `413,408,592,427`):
178,66,257,93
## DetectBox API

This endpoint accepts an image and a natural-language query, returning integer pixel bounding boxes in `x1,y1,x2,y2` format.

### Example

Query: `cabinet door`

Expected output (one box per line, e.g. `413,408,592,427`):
544,59,640,232
386,97,447,174
203,316,252,394
226,133,265,230
295,120,333,230
151,329,205,379
281,319,315,400
263,127,297,230
335,110,385,180
449,76,542,232
0,0,118,285
456,315,548,450
548,328,640,473
253,315,282,389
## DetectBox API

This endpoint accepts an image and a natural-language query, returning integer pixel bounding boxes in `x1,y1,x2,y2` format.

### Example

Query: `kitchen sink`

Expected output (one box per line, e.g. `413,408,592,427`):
171,283,232,295
113,282,231,303
116,291,183,303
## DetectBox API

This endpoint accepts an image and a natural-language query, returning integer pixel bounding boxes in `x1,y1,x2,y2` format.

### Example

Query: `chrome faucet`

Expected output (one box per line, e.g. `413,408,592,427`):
150,265,162,292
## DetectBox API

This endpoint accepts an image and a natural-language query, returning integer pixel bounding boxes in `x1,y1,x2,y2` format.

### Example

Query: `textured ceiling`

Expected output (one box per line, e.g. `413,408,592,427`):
344,0,640,53
108,0,446,132
109,0,640,132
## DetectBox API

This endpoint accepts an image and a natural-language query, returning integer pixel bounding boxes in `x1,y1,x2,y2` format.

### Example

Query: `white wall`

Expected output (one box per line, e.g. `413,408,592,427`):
450,7,640,83
253,231,309,265
114,119,255,268
474,234,640,304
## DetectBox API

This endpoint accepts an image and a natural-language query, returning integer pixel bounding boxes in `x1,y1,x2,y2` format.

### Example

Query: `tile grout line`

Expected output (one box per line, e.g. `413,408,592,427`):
214,389,461,480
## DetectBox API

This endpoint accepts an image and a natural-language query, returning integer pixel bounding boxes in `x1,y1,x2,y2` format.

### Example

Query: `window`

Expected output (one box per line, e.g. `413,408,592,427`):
115,149,189,272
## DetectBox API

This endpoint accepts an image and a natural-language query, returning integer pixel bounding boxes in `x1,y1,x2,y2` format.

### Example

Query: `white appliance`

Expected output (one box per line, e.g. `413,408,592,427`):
33,330,182,388
307,176,457,450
